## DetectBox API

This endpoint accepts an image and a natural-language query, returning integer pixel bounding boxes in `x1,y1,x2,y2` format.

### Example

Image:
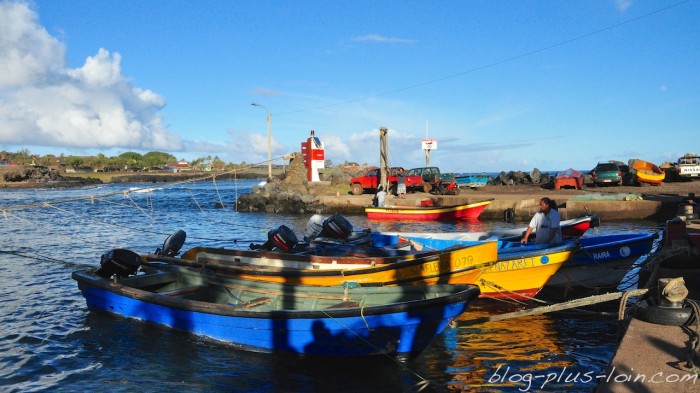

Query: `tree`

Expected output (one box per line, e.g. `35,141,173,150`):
64,156,84,170
212,155,225,170
15,148,31,165
143,151,177,167
119,152,143,170
92,153,107,171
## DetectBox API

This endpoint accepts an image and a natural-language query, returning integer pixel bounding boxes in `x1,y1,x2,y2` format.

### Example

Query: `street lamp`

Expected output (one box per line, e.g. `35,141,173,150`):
250,102,272,181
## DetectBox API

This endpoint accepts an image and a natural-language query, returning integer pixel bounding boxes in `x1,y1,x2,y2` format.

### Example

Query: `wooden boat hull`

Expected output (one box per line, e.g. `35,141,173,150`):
544,232,657,290
73,266,479,359
365,199,493,221
370,234,575,300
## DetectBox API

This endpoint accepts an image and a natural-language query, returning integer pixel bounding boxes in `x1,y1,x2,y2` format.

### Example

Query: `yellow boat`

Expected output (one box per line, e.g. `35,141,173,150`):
143,236,573,299
369,234,575,299
151,242,499,287
467,245,572,299
628,158,665,185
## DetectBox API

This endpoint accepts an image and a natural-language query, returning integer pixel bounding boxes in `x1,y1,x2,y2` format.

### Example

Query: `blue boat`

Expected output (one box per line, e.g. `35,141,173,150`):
454,174,489,189
544,232,658,292
72,250,480,360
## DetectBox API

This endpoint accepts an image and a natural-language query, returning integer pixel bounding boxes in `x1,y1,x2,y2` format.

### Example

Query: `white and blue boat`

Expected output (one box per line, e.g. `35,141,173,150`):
454,174,489,189
72,249,480,360
372,231,658,298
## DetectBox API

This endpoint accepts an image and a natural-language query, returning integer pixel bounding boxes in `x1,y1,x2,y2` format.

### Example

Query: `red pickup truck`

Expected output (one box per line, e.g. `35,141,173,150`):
349,167,403,195
404,166,442,193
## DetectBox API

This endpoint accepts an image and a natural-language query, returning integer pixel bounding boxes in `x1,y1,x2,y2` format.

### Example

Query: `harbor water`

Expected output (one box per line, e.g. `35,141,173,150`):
0,180,661,392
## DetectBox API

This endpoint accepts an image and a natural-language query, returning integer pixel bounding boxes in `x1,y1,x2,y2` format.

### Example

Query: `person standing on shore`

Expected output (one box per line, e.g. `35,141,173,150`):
397,168,406,198
521,197,562,244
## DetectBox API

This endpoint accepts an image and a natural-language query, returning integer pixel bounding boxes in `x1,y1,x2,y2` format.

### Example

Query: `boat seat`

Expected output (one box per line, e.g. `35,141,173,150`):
160,284,207,297
325,301,360,309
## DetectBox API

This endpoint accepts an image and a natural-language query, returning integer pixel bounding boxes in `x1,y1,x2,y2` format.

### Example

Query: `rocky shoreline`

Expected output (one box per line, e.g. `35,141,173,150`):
0,166,266,189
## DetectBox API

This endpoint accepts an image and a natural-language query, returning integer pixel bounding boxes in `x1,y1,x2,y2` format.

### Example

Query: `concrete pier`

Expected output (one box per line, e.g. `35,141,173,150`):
316,192,669,221
596,317,699,392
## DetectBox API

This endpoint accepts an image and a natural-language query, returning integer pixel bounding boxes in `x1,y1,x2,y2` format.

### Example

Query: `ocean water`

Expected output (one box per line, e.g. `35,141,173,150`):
0,180,661,392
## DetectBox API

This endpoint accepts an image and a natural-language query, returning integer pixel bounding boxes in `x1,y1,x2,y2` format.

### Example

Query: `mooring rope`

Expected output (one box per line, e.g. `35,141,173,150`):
478,279,549,306
460,288,649,326
211,175,226,208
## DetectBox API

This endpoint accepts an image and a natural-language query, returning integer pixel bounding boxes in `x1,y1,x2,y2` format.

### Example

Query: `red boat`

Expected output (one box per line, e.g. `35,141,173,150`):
554,168,584,190
365,199,493,221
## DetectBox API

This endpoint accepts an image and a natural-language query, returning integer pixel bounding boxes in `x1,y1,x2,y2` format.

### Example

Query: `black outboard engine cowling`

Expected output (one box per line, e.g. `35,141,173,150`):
96,249,141,278
257,225,298,252
320,213,353,239
156,230,186,257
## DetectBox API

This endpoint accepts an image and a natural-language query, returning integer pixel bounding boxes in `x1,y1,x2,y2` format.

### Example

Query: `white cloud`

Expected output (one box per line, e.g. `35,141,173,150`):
351,34,416,44
615,0,633,12
0,2,182,151
251,86,284,97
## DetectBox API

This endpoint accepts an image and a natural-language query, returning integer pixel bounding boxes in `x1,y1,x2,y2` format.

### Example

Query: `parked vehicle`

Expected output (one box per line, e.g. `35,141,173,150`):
404,166,441,193
349,167,403,195
676,154,700,179
590,162,622,186
664,153,700,181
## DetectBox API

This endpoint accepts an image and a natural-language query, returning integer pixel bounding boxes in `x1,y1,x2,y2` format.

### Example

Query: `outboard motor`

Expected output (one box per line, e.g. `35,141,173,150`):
96,249,142,278
320,213,353,239
253,225,298,252
156,230,186,257
304,214,326,241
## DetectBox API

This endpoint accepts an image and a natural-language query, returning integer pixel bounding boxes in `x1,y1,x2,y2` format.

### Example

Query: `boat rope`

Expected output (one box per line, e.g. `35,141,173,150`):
3,209,127,249
478,279,548,306
233,171,239,212
360,305,374,331
459,288,649,326
123,193,156,221
0,249,87,268
0,165,279,247
186,186,205,212
212,175,226,208
38,201,251,244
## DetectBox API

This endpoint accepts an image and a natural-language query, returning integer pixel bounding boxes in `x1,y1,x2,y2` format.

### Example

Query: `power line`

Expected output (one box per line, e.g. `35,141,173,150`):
276,0,691,116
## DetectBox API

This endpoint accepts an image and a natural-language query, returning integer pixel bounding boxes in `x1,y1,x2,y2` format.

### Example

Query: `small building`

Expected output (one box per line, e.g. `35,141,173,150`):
164,161,191,173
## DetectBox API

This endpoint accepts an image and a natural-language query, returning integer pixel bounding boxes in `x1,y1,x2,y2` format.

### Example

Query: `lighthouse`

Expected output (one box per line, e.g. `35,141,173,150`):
300,130,325,182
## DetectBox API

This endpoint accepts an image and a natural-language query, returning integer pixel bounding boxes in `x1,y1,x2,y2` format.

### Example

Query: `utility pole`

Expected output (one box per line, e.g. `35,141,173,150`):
379,127,389,191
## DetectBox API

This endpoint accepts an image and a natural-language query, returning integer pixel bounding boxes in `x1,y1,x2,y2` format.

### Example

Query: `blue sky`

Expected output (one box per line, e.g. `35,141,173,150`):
0,0,697,173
